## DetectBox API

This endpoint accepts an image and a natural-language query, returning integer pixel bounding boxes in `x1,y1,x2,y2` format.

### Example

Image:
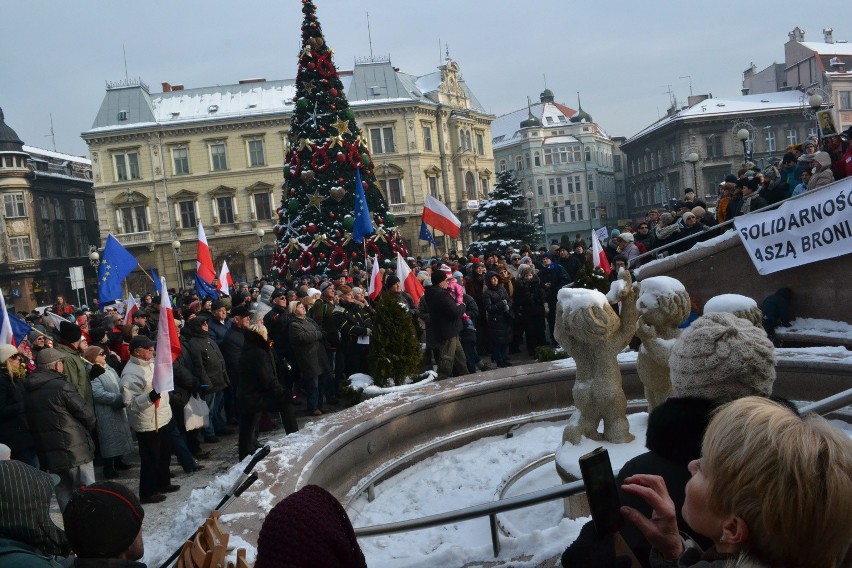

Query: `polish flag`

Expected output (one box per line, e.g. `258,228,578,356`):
422,195,461,238
591,230,611,275
218,261,234,296
396,252,424,306
196,222,217,283
367,255,382,301
152,277,179,410
123,293,138,325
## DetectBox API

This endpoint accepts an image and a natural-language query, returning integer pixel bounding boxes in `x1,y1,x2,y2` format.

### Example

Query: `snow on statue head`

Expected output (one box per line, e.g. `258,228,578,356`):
634,276,691,412
704,294,762,327
554,270,637,445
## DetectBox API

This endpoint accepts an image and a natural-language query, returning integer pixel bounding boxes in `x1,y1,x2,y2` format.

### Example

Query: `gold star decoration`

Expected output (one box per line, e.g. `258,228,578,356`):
333,118,351,136
307,190,324,211
303,80,316,94
297,138,314,152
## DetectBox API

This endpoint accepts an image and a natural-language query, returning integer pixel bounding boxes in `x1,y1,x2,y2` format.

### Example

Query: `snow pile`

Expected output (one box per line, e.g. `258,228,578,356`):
605,275,627,304
778,318,852,341
635,276,685,312
554,413,649,478
349,370,438,398
704,294,758,314
557,287,608,311
633,230,739,277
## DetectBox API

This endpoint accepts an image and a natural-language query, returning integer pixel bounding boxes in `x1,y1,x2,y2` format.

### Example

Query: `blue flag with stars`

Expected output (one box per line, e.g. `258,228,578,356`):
98,234,138,304
352,168,374,244
419,220,438,253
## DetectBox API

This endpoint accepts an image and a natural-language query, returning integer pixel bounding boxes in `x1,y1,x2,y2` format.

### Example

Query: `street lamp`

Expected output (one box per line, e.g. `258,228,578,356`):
736,128,751,164
686,151,700,194
171,240,182,289
524,190,535,223
255,228,267,280
87,246,100,268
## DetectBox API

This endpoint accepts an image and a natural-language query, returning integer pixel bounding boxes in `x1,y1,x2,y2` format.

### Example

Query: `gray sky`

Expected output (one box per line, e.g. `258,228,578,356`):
2,1,850,157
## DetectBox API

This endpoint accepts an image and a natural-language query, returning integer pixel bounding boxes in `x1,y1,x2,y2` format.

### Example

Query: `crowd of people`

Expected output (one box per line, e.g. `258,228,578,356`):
1,135,851,566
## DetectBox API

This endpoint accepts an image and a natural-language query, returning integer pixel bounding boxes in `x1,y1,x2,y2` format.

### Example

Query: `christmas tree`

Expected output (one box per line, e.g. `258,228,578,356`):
574,258,609,293
270,0,408,278
467,170,541,256
368,292,422,387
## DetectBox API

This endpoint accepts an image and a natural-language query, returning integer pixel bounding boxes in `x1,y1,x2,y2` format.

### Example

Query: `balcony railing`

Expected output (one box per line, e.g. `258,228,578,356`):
114,231,153,246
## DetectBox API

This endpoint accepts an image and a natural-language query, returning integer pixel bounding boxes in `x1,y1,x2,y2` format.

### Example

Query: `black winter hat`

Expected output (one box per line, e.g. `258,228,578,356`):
63,481,144,558
59,321,82,343
89,327,108,344
384,275,400,288
431,271,447,286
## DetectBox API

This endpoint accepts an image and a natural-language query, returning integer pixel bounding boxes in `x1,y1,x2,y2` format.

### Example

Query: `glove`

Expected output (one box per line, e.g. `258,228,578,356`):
148,390,161,402
111,398,126,409
89,365,106,380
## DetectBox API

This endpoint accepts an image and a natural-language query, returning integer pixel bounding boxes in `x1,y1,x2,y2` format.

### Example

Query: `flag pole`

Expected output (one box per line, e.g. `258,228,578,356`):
137,264,158,287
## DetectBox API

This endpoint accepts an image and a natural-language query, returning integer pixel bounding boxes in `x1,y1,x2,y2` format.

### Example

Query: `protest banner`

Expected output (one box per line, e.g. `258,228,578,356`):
734,177,852,275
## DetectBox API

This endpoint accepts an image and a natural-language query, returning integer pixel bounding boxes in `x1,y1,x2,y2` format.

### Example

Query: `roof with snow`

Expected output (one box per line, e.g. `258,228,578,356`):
85,59,487,136
491,101,578,148
799,41,852,56
623,90,804,146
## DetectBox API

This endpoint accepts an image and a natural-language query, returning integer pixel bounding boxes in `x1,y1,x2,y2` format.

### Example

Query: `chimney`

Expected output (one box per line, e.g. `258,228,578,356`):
171,84,184,91
162,82,172,92
830,57,847,73
788,27,805,42
824,28,834,44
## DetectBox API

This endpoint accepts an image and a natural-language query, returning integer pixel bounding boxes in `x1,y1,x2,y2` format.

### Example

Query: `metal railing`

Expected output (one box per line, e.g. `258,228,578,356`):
352,388,852,557
627,180,838,269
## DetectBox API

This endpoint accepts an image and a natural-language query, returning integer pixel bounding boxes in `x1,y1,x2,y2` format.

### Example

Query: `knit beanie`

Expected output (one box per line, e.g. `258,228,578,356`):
670,312,775,402
0,344,18,363
255,485,366,568
384,275,400,288
62,482,144,559
59,321,82,343
0,461,69,556
89,327,108,344
431,271,447,286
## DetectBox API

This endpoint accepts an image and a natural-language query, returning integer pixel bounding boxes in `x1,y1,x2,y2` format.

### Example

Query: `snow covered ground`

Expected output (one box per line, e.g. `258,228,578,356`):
778,317,852,341
136,346,852,567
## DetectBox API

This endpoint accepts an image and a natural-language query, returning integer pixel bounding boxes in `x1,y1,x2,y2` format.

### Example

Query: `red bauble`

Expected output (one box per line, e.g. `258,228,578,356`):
307,223,318,234
320,127,326,132
334,230,341,237
335,152,346,163
338,178,345,183
377,217,384,224
307,62,315,71
329,88,338,97
362,181,368,190
351,251,358,258
330,104,336,109
319,253,326,260
329,212,336,218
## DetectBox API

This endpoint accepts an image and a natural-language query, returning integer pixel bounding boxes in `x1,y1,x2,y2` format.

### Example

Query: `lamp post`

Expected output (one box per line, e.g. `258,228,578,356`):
686,151,700,194
736,128,751,164
524,190,535,223
171,240,182,289
87,246,100,268
255,228,266,280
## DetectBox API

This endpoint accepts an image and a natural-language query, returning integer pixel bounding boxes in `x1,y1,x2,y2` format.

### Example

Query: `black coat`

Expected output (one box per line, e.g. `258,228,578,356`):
561,397,716,568
220,326,246,388
761,288,793,326
0,367,35,457
482,284,513,346
514,277,546,318
537,263,568,302
424,285,465,343
237,330,290,413
185,327,229,393
23,368,96,472
289,316,331,380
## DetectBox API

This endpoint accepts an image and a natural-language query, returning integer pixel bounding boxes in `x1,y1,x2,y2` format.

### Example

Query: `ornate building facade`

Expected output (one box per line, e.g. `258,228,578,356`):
82,56,493,288
490,90,617,245
0,109,99,312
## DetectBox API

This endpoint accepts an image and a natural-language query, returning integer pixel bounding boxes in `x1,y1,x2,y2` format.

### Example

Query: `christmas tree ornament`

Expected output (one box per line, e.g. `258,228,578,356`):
329,186,346,202
307,189,324,210
333,118,350,135
342,215,355,230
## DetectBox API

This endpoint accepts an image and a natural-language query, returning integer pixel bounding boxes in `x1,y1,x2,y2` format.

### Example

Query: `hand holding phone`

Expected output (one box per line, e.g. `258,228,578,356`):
579,447,623,536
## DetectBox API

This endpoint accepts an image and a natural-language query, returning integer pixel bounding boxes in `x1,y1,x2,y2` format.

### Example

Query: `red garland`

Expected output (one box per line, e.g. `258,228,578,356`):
310,143,331,173
327,247,349,272
316,53,336,78
289,151,302,178
298,249,316,274
364,240,380,258
347,142,364,169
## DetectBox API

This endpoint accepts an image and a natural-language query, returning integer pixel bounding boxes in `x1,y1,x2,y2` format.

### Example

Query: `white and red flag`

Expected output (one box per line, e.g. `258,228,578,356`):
123,293,139,325
395,252,424,306
152,277,180,429
218,261,234,296
591,229,611,275
421,195,461,239
367,255,382,301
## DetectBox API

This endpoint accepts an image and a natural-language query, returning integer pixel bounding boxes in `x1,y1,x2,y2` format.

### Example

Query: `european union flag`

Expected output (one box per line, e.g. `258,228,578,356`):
352,168,374,244
194,273,220,301
419,220,437,253
98,234,138,304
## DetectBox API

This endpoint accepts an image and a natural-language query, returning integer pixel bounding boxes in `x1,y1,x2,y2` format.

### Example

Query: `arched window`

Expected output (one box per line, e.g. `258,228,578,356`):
465,172,477,200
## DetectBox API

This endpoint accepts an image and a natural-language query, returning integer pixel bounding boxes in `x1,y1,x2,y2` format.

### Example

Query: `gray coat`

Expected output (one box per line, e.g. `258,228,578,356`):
90,365,133,459
288,316,331,380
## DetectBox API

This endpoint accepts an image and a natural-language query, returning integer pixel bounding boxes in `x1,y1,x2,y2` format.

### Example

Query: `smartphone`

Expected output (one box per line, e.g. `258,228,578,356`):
579,447,623,536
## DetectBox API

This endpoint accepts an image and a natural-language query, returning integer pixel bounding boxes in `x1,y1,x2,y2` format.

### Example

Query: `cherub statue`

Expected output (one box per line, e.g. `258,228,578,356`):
634,276,691,412
554,269,637,445
704,294,762,327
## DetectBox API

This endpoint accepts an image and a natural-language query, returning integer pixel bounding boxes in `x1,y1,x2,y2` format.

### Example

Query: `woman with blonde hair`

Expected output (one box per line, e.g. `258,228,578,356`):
621,396,852,567
0,344,38,467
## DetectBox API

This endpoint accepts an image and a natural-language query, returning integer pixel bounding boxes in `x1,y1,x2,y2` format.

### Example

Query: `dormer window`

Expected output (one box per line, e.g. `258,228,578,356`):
118,110,128,121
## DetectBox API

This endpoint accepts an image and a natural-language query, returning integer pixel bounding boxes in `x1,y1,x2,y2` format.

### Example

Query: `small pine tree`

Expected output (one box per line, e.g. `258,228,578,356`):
368,293,421,387
467,170,541,256
574,258,609,294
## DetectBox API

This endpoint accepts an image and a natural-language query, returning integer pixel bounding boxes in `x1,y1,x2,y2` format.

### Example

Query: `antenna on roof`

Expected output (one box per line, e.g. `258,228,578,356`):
679,75,693,97
366,12,373,58
543,74,547,88
123,44,129,81
46,113,56,152
445,43,450,61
